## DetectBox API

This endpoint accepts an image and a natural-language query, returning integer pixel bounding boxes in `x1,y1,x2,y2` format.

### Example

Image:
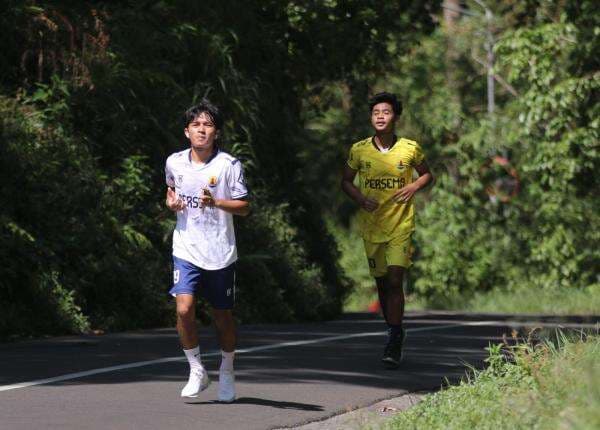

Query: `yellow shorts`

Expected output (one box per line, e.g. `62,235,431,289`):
363,233,413,277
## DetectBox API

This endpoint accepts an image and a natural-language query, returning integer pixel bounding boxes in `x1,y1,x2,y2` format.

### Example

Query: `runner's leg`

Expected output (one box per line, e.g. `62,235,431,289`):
204,263,237,402
385,266,405,325
381,265,406,368
176,294,210,397
176,294,198,349
213,309,236,353
376,276,388,323
213,309,236,401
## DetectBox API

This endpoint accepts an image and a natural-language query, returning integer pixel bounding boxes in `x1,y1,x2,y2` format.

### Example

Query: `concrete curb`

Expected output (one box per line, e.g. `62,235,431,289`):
278,391,427,430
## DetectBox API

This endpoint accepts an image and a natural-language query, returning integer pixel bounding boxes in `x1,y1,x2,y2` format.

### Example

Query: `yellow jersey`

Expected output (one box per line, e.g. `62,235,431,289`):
347,136,425,243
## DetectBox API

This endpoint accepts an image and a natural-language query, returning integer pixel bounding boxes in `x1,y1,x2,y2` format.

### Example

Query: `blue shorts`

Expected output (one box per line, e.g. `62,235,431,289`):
170,256,236,310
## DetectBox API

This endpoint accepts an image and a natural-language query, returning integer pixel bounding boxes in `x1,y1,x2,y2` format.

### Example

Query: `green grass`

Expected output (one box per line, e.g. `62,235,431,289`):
380,333,600,430
463,284,600,315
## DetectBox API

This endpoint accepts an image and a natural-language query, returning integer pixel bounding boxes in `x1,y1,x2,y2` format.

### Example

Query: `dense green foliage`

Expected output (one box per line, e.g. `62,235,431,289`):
1,0,596,338
318,0,598,309
0,1,439,338
384,333,600,429
411,1,598,305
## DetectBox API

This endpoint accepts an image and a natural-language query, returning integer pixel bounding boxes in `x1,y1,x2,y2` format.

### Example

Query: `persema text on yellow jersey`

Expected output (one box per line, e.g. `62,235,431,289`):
347,136,425,243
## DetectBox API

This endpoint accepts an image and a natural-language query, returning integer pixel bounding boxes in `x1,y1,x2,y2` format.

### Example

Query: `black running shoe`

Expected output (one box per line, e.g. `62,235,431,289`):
382,328,406,369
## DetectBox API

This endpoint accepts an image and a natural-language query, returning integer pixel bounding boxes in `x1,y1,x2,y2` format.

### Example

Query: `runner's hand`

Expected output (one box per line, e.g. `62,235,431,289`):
360,196,379,212
200,188,216,208
166,188,185,211
394,183,419,202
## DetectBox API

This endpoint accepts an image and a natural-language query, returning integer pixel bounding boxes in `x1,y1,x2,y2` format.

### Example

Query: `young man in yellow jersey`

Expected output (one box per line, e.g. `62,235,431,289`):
341,92,434,368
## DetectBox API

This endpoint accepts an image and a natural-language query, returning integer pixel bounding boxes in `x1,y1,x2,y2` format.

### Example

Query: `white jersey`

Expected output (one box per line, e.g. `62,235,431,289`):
165,148,249,270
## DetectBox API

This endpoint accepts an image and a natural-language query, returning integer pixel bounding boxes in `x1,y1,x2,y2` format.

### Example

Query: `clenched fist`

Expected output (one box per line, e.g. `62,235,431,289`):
200,188,216,208
166,187,185,212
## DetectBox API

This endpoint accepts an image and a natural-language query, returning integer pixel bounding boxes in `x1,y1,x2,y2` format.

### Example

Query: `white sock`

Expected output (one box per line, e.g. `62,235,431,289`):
220,350,235,372
183,346,204,373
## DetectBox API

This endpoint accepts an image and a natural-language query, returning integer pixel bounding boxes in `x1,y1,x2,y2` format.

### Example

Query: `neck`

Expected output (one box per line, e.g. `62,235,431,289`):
190,145,216,164
374,131,395,148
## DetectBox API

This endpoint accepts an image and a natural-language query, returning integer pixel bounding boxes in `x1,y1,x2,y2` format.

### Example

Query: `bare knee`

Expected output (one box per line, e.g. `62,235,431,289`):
387,267,405,292
176,301,195,322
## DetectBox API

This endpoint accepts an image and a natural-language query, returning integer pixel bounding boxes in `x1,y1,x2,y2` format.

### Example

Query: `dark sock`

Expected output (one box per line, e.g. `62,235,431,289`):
388,324,403,342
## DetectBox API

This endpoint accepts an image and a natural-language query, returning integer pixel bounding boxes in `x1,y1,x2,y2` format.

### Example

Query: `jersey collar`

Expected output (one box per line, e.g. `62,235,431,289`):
188,146,220,168
371,135,398,153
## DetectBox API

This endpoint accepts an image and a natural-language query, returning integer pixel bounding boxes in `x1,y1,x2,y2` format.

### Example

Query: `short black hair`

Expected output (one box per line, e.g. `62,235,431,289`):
183,99,224,130
368,92,402,116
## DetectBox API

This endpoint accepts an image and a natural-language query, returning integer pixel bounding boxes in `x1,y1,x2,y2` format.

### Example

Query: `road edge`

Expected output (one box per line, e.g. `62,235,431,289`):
277,390,430,430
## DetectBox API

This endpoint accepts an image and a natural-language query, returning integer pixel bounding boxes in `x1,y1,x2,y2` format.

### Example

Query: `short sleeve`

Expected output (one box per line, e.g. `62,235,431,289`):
347,145,359,170
412,143,425,166
228,159,249,199
165,158,175,187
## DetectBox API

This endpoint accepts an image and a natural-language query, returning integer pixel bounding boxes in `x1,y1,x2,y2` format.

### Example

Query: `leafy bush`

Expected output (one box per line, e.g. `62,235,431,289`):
236,203,347,322
0,91,172,338
394,5,598,306
0,221,90,338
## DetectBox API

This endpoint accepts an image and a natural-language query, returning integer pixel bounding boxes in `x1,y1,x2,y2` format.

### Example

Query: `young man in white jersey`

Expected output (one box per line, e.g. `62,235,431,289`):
164,100,250,402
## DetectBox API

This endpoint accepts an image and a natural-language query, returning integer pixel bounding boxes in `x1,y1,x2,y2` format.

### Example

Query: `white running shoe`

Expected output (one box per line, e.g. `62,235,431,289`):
218,369,236,403
180,368,210,398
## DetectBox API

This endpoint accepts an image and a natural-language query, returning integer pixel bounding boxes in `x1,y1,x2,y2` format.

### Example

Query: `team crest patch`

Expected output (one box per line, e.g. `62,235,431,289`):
176,175,183,186
208,176,218,187
397,161,406,171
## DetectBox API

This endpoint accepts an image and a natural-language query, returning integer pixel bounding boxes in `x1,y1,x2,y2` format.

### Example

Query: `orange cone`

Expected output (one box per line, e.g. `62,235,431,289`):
367,299,381,313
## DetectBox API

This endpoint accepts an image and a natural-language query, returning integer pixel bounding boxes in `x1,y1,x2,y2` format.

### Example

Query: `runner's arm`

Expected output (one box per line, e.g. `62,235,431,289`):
214,198,250,216
200,188,250,216
341,165,378,212
414,161,434,189
393,161,434,202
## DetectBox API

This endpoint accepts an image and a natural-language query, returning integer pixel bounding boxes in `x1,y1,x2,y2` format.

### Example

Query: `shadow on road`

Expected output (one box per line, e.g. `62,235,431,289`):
187,397,324,411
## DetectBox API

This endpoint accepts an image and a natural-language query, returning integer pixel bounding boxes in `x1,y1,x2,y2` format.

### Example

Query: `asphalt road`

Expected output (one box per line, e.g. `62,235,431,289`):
1,311,598,430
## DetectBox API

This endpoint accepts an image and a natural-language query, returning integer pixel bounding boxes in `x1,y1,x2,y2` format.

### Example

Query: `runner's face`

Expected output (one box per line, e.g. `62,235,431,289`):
185,112,218,150
371,102,395,133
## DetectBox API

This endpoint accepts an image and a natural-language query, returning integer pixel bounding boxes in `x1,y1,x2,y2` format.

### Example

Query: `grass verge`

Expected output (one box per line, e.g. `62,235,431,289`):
381,332,600,430
463,284,600,315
